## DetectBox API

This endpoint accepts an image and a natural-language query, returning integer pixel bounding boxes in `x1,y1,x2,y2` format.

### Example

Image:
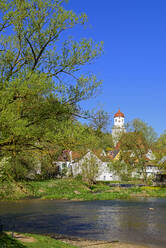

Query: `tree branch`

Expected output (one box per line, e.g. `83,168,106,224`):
25,36,37,62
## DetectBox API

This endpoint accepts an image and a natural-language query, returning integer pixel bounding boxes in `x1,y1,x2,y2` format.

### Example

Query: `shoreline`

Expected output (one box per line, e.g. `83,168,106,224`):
45,233,160,248
1,195,165,203
10,232,159,248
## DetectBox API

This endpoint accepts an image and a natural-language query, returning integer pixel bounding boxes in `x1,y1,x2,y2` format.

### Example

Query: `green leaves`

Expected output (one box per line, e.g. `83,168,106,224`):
129,118,157,146
0,72,71,153
0,0,103,105
0,0,104,183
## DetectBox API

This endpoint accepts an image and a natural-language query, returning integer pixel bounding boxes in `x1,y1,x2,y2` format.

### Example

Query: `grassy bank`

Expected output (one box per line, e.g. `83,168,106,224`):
1,178,166,201
0,232,78,248
0,232,152,248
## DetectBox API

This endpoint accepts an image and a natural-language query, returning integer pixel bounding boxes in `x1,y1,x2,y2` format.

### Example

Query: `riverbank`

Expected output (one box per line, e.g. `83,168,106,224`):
1,178,166,201
49,233,156,248
58,238,156,248
0,232,156,248
0,232,77,248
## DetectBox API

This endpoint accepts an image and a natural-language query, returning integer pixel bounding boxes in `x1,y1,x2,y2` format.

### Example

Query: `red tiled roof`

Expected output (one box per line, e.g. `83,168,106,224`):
114,109,124,118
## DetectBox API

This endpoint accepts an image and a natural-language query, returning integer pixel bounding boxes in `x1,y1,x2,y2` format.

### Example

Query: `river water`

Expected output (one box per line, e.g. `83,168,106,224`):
0,198,166,247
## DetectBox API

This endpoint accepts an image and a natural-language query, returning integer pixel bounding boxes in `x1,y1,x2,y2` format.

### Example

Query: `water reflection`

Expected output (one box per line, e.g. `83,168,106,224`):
0,199,166,247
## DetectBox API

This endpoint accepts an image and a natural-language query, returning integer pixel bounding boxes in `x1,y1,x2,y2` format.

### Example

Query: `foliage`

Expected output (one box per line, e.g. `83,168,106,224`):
0,157,16,198
50,119,114,155
81,154,99,185
0,0,104,183
0,233,26,248
0,0,103,148
155,130,166,151
127,118,157,146
119,132,149,182
0,232,77,248
117,119,158,182
59,120,114,152
109,160,133,181
90,109,110,136
39,156,59,180
0,157,12,182
153,130,166,170
100,133,114,150
48,121,100,152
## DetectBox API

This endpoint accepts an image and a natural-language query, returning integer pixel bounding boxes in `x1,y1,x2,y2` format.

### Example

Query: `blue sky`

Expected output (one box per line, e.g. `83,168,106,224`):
65,0,166,136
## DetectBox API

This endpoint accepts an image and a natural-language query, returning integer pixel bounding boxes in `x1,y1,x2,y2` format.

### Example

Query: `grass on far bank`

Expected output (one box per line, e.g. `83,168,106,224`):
1,178,166,201
0,232,78,248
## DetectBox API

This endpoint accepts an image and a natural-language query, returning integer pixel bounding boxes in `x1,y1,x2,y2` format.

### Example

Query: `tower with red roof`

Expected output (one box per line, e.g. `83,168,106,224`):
112,109,126,146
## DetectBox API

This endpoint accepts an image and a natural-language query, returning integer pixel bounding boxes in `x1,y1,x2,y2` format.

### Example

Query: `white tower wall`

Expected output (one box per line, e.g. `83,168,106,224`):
114,116,124,128
112,110,126,147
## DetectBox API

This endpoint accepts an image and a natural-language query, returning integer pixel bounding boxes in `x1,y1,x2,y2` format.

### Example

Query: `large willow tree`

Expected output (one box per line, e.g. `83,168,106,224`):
0,0,103,156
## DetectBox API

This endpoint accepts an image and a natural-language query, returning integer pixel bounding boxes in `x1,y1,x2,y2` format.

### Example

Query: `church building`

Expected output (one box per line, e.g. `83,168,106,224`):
112,109,126,146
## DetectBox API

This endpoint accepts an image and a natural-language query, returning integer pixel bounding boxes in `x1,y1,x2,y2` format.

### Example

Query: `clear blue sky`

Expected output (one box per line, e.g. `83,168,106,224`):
65,0,166,136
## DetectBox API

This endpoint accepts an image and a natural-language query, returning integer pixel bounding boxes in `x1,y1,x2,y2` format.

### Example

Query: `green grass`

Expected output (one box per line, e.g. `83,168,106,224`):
0,233,25,248
1,178,166,201
27,179,166,200
0,233,78,248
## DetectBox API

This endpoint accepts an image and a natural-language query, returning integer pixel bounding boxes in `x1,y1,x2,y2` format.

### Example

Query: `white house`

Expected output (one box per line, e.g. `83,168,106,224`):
56,150,120,181
56,148,161,181
71,151,120,181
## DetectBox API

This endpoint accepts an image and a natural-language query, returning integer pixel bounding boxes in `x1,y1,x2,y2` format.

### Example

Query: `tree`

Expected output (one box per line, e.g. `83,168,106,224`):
81,153,99,185
119,131,150,182
90,109,110,137
118,119,157,182
0,0,104,185
128,119,157,146
153,130,166,170
0,0,103,155
109,160,132,182
155,130,166,154
87,109,113,150
100,132,114,151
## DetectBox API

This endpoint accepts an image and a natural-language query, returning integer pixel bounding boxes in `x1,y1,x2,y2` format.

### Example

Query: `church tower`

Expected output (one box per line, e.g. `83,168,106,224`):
112,109,126,146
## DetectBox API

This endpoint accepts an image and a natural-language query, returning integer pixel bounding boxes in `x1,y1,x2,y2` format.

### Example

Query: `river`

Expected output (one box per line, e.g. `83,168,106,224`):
0,198,166,247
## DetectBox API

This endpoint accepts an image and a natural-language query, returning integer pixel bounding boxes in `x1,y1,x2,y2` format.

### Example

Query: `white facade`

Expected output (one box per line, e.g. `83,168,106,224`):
69,151,120,181
112,109,126,146
70,151,159,181
114,116,124,128
146,166,159,177
56,150,159,182
131,165,159,179
96,162,120,181
146,149,156,161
